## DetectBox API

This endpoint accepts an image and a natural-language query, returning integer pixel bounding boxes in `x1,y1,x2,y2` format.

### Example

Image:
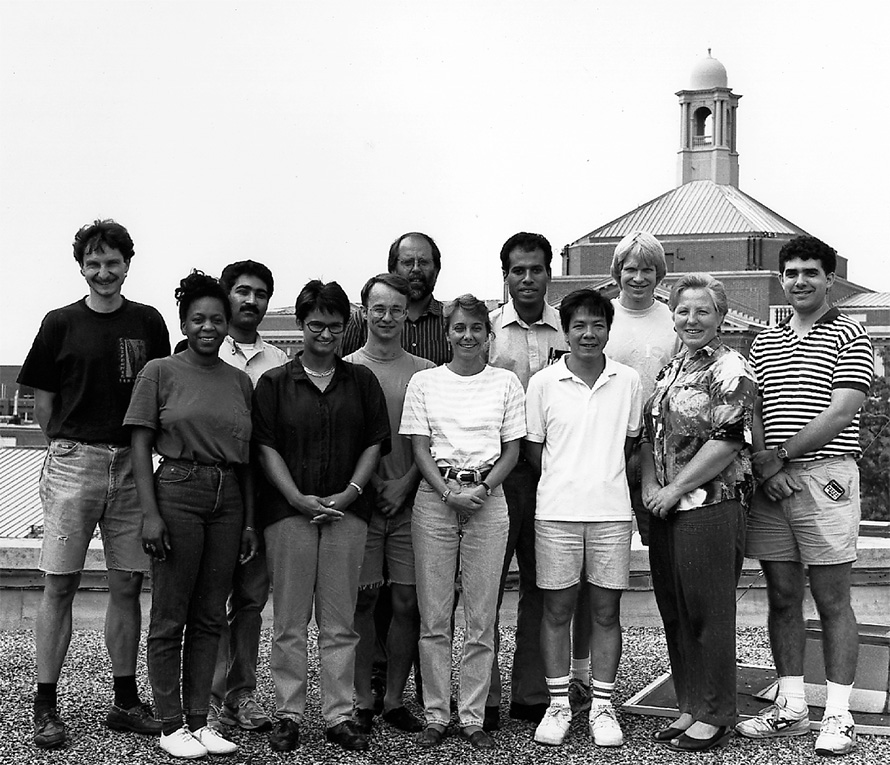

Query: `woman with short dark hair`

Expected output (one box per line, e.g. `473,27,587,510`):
252,280,390,753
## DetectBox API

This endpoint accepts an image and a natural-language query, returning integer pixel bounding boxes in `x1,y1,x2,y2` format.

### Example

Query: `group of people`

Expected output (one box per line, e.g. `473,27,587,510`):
19,219,873,759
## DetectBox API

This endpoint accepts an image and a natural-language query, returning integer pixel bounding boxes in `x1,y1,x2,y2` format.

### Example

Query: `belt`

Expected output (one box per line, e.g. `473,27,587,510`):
439,466,492,484
161,456,235,471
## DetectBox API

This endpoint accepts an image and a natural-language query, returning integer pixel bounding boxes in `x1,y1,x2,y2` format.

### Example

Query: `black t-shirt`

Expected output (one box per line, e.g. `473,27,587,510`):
18,297,171,444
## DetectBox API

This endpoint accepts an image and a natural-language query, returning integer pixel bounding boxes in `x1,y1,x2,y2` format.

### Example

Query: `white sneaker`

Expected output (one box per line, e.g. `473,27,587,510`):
159,727,208,759
534,705,572,746
589,704,623,747
193,725,238,755
815,712,856,756
735,698,810,739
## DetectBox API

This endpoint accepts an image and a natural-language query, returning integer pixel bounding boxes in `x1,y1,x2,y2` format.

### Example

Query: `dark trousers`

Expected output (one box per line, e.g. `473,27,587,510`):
487,459,549,707
148,461,243,724
648,499,745,727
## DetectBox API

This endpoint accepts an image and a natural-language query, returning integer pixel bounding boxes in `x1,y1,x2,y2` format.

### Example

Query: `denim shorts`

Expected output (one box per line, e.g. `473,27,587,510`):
359,507,415,588
38,439,148,575
535,519,632,590
745,455,860,565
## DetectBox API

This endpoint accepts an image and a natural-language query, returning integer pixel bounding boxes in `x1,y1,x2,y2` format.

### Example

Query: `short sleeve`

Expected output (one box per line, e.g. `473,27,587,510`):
832,332,873,394
357,365,391,456
500,373,526,442
123,360,162,430
709,352,756,443
251,370,280,450
18,314,61,392
399,373,429,437
524,372,546,444
627,370,643,437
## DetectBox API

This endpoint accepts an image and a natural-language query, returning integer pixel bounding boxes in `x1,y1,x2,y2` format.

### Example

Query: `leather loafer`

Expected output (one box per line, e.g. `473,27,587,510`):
653,724,689,742
461,728,496,750
325,720,369,751
666,726,732,752
382,706,424,733
416,725,446,748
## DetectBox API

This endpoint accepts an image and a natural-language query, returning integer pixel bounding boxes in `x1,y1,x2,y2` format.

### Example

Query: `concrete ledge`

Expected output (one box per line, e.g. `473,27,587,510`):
1,534,888,630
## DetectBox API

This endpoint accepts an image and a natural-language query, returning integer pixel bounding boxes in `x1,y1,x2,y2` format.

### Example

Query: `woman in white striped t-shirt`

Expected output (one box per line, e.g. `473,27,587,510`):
400,294,526,751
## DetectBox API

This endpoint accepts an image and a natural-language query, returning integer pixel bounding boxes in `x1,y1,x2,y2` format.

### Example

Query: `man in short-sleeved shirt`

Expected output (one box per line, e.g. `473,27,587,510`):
484,232,568,728
736,236,874,757
208,261,289,733
18,219,170,749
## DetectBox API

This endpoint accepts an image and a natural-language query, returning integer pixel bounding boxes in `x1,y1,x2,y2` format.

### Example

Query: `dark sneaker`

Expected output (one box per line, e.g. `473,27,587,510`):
105,702,163,735
34,707,67,749
269,718,300,752
219,695,272,731
326,720,370,751
383,706,424,733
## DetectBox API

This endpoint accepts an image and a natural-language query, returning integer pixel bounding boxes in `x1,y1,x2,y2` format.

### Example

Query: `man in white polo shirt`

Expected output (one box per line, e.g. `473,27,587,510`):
525,289,642,749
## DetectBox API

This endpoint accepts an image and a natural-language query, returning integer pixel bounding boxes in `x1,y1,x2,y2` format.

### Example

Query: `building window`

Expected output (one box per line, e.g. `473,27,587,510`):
693,107,712,147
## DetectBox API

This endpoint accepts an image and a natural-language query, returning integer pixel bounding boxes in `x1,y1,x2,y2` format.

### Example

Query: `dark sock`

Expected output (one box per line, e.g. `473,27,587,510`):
35,683,58,713
187,713,207,732
113,675,140,709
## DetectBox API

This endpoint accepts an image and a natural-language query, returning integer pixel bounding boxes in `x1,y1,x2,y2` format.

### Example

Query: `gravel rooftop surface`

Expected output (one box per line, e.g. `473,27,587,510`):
1,625,887,764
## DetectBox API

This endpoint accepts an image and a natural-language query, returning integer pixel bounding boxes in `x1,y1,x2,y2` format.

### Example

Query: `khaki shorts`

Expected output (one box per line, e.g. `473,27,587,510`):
745,455,860,566
535,519,631,590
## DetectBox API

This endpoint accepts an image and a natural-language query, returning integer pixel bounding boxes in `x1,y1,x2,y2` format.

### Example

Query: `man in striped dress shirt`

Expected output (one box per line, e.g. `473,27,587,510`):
736,236,873,757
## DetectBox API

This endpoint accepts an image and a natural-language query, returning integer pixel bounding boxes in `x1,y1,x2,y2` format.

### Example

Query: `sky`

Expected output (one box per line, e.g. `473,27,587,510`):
2,0,888,365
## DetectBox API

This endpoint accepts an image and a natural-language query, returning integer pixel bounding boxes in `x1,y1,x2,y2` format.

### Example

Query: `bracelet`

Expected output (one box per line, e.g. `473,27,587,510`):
480,481,492,496
244,526,257,533
440,489,452,503
348,481,363,495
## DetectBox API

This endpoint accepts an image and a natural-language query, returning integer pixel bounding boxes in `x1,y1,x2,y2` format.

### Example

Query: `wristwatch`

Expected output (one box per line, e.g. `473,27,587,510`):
480,481,493,496
776,443,790,462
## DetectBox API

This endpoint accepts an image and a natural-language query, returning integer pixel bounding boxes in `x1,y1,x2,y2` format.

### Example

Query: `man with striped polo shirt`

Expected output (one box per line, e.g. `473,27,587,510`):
736,236,873,757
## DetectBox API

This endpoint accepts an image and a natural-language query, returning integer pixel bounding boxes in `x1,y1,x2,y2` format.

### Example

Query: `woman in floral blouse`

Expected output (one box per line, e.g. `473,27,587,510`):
641,273,756,753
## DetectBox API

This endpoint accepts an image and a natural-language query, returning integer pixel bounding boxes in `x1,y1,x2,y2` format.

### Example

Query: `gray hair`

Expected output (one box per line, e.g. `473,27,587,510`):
610,231,667,283
668,272,728,317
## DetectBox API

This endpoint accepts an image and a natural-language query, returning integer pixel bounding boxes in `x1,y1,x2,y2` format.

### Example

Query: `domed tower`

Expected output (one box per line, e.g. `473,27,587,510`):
677,50,741,186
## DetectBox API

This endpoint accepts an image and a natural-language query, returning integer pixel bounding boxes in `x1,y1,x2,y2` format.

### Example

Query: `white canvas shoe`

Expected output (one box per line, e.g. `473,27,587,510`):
159,727,208,759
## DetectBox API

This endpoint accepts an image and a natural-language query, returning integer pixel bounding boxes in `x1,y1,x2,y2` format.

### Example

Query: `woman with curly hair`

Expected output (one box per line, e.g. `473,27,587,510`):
126,271,259,759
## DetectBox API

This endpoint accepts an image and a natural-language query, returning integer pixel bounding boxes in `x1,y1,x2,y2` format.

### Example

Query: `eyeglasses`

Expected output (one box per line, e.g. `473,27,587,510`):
396,257,434,270
304,321,345,335
368,306,407,319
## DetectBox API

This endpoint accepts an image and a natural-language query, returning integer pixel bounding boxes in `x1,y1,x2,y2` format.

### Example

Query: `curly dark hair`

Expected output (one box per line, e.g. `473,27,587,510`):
72,219,135,265
779,235,837,275
175,270,231,322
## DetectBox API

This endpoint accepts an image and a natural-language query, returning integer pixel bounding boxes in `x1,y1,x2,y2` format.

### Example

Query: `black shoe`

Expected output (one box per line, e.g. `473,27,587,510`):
509,702,549,723
666,726,732,752
383,706,424,733
106,702,163,735
416,725,446,748
461,727,496,750
483,705,500,731
269,718,300,752
326,720,370,751
34,707,66,749
354,707,376,734
653,724,689,742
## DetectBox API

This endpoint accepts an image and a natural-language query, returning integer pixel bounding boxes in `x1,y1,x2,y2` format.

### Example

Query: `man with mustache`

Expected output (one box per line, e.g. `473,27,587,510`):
19,219,170,748
208,260,288,734
340,232,451,366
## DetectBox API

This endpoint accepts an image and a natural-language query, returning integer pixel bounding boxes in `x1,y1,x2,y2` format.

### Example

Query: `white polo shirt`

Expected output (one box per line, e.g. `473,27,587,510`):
526,355,642,522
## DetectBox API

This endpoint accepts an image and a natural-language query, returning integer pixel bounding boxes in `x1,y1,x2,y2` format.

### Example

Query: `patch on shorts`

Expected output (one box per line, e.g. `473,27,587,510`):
823,479,845,502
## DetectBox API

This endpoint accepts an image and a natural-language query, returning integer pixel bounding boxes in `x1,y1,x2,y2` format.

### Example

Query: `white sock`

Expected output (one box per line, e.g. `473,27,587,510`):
824,680,853,718
571,657,590,683
777,675,807,713
590,679,615,709
545,675,571,708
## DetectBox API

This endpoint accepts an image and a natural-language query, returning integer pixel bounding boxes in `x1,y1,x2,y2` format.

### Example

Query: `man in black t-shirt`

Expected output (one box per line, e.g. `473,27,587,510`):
18,219,170,749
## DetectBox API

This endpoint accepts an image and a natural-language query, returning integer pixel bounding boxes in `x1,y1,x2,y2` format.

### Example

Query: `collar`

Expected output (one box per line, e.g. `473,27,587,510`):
778,306,840,327
684,337,724,360
412,297,443,319
500,299,561,330
223,333,267,355
555,353,618,381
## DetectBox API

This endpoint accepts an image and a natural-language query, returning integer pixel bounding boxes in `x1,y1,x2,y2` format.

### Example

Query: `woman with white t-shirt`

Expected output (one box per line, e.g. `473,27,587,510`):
399,294,525,751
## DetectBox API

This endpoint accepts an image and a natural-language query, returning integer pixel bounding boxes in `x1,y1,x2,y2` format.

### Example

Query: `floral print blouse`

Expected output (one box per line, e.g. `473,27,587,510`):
643,339,756,512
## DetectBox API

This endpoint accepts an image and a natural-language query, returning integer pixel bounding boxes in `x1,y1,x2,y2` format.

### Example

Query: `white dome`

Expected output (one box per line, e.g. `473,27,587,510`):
690,53,728,89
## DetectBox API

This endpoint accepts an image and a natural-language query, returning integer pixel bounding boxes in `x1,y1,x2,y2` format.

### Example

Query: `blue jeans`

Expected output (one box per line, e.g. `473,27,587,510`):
264,512,367,726
147,460,244,725
210,546,270,705
648,500,745,727
413,478,508,728
488,459,548,707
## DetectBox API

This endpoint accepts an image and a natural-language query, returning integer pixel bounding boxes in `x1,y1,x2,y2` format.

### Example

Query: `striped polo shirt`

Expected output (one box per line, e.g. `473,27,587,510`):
748,307,873,461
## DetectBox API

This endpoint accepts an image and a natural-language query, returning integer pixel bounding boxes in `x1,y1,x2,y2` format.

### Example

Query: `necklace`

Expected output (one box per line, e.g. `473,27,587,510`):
303,364,335,378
